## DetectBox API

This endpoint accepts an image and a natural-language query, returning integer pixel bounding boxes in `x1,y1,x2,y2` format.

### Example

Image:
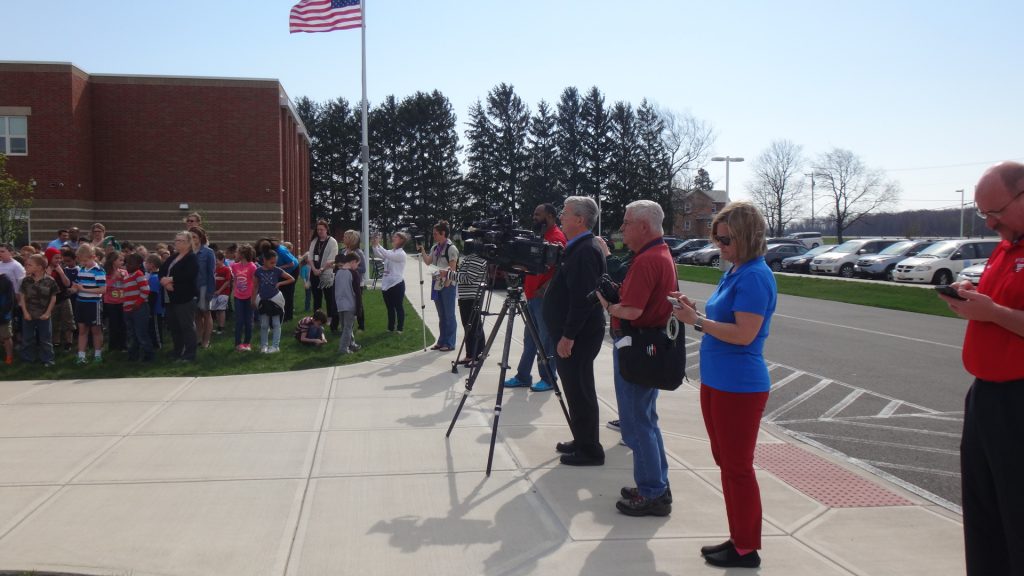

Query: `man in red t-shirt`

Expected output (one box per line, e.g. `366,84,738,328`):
597,200,677,517
939,161,1024,576
504,204,567,392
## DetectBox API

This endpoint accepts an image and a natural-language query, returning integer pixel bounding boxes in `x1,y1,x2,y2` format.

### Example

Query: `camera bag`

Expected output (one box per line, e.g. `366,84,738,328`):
617,317,686,391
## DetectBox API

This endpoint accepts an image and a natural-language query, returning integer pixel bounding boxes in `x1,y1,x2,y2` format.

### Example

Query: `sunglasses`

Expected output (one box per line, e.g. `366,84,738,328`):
714,235,732,246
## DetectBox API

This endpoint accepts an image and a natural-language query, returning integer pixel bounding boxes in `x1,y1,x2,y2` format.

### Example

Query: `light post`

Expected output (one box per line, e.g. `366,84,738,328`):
957,189,965,238
711,156,744,198
804,172,817,229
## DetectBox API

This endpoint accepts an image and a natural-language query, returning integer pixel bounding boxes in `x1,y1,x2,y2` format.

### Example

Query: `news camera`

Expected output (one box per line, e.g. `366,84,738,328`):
461,210,562,275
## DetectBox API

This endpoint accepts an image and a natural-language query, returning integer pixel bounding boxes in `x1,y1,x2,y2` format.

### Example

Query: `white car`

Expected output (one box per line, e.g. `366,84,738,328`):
786,232,824,249
892,239,1000,285
810,238,900,278
957,263,986,286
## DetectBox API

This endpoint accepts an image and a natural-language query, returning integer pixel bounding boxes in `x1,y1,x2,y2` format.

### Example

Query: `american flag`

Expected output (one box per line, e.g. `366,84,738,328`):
289,0,362,33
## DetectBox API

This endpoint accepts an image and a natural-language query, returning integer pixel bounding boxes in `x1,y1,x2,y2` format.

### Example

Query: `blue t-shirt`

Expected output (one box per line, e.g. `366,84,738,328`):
699,257,777,393
255,266,284,300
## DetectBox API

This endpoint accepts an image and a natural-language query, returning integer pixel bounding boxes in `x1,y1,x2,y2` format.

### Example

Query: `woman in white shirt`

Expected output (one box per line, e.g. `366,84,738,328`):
371,231,409,332
306,220,339,330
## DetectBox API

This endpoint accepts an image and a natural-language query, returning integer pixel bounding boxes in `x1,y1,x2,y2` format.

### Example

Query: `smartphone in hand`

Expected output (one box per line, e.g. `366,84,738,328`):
934,284,966,301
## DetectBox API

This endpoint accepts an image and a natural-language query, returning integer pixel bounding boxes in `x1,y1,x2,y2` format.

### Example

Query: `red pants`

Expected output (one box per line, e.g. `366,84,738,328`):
701,384,769,550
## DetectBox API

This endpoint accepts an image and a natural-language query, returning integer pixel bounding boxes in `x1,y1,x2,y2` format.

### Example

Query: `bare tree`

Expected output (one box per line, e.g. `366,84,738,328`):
748,140,805,236
814,148,900,242
658,107,715,196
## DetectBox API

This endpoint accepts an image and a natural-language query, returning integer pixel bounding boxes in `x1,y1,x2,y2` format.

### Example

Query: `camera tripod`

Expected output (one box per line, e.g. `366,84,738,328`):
445,272,572,476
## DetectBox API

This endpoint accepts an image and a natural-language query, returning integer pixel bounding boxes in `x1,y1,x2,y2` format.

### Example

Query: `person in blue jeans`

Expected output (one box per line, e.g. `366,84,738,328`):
419,220,458,351
505,203,567,392
597,200,677,517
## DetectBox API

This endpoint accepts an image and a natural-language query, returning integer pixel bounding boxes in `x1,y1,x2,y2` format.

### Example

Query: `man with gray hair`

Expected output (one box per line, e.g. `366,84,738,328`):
598,199,676,515
543,196,608,466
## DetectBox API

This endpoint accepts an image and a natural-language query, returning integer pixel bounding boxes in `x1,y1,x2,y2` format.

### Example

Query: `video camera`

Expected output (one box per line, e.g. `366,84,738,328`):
461,209,562,275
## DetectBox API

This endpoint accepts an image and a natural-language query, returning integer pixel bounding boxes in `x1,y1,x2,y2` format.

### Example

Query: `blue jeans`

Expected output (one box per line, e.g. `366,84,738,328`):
21,318,53,363
613,341,669,498
259,314,281,348
234,297,253,345
125,307,154,360
515,296,558,384
432,285,457,348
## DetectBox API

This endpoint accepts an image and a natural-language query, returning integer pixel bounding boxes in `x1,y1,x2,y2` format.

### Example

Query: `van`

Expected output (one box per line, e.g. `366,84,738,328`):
786,232,824,249
892,239,1000,285
810,238,900,278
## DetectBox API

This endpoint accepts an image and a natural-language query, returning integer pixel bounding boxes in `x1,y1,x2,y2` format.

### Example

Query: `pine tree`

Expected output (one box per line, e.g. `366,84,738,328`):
368,95,406,235
555,87,586,199
464,83,530,221
398,91,463,234
604,101,639,233
522,100,559,220
635,99,672,217
581,86,612,234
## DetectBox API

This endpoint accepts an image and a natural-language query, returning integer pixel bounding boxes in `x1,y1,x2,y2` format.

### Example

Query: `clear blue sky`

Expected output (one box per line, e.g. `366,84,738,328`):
7,0,1022,214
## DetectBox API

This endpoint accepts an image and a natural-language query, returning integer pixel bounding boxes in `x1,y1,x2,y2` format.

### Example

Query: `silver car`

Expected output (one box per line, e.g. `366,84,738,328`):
853,239,939,281
956,263,985,285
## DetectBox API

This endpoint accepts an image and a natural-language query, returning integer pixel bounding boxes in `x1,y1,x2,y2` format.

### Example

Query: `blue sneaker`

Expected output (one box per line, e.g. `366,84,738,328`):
530,380,554,392
503,376,531,388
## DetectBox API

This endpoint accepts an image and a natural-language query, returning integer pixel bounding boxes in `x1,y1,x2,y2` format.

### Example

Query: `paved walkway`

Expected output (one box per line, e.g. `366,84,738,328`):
0,259,966,575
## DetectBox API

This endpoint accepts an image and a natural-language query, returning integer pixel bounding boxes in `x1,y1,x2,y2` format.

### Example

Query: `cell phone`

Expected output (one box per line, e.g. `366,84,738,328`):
934,285,966,301
666,295,684,308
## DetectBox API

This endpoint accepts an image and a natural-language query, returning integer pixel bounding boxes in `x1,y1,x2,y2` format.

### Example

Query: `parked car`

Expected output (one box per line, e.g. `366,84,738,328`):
766,237,807,247
671,238,711,262
667,235,708,258
780,245,834,274
786,231,824,249
810,238,901,278
765,243,808,272
688,245,721,267
892,239,1000,285
853,239,940,281
956,263,985,286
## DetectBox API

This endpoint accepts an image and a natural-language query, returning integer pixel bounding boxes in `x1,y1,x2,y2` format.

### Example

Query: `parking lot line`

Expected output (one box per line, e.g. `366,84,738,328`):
773,313,963,350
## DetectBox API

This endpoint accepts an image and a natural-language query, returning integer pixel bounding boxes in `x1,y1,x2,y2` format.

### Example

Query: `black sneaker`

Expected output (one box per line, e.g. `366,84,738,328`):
621,485,672,504
704,544,761,568
700,540,733,557
616,491,671,517
606,419,621,431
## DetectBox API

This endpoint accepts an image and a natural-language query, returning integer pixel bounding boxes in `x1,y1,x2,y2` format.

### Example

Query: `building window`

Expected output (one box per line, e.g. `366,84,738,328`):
684,201,692,213
683,219,691,232
0,116,28,155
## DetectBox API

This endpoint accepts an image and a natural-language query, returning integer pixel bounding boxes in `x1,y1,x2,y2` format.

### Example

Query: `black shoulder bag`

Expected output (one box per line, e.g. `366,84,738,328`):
617,317,687,391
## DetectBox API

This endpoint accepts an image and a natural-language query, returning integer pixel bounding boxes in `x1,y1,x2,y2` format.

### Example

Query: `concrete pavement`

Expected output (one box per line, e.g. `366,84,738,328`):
0,261,966,575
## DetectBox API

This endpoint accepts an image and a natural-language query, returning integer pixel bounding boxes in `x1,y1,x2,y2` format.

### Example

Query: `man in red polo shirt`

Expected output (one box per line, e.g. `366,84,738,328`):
598,200,677,517
940,161,1024,576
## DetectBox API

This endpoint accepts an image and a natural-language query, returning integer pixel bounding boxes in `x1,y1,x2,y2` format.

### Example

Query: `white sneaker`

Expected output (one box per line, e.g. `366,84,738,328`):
261,346,269,354
267,346,280,354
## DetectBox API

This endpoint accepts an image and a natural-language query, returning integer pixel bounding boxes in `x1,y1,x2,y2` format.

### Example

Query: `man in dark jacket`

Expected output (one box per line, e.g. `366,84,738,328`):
543,196,607,466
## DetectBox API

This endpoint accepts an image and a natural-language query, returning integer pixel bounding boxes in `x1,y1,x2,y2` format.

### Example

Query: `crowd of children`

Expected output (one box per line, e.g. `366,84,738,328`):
0,222,375,368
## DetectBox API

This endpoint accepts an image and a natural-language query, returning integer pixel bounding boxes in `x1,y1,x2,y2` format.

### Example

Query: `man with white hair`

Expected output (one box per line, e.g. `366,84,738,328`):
543,196,608,466
598,200,677,515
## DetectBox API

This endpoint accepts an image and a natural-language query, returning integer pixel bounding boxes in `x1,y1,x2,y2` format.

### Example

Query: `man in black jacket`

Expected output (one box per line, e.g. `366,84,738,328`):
543,196,607,466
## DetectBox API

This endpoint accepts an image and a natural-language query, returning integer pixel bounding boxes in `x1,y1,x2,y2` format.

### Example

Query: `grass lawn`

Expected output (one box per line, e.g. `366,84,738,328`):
1,288,431,381
677,265,957,318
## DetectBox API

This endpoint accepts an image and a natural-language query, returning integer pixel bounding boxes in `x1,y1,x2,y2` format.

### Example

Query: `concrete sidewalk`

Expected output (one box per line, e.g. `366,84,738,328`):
0,260,966,575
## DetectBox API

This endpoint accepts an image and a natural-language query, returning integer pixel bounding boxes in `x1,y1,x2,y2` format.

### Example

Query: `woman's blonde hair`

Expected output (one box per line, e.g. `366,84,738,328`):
711,201,768,264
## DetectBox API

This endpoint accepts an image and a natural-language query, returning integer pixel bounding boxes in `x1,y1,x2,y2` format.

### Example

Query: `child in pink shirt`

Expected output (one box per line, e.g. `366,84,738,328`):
230,244,258,351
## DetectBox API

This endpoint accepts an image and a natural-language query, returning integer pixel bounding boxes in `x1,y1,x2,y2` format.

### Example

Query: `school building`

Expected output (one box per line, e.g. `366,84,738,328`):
0,61,311,248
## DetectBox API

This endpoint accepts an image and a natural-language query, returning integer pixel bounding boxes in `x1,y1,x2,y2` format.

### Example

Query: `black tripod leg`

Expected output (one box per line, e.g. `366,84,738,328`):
486,304,519,476
451,281,489,374
445,300,510,438
519,301,572,427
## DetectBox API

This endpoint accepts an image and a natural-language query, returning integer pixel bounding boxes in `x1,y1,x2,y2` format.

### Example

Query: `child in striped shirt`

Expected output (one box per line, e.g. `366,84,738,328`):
71,243,106,364
122,253,154,361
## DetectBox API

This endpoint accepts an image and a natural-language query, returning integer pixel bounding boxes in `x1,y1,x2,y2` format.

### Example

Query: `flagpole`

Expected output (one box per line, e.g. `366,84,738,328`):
360,0,370,278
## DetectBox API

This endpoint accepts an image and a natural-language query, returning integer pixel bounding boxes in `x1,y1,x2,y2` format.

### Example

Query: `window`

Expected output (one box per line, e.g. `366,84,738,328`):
0,116,28,155
683,219,691,232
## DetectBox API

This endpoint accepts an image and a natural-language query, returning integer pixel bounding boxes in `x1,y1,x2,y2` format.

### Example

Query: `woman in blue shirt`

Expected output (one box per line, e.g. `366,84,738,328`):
671,201,777,569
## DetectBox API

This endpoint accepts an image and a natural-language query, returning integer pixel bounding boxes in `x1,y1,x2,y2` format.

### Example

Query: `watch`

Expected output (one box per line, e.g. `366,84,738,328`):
693,314,705,333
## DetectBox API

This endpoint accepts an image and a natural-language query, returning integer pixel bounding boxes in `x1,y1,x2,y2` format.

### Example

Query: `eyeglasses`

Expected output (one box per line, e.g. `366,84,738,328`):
977,189,1024,219
714,235,732,246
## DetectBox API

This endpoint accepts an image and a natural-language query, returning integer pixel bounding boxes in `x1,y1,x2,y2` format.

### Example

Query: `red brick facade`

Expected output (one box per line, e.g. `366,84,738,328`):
0,62,310,248
672,190,729,238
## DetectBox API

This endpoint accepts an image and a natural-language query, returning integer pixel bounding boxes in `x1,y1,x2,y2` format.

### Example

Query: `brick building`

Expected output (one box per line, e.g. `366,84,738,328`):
672,189,729,238
0,61,310,248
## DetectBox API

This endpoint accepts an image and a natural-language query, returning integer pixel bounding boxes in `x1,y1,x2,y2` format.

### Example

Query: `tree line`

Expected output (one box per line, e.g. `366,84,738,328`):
294,84,714,238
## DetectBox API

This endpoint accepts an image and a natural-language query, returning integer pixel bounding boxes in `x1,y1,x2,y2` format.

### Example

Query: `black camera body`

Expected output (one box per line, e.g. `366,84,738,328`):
461,210,562,275
586,273,620,306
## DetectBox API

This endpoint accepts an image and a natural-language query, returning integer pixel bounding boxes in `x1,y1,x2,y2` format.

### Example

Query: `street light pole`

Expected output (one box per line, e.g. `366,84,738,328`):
957,189,965,238
711,156,744,198
805,172,817,229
